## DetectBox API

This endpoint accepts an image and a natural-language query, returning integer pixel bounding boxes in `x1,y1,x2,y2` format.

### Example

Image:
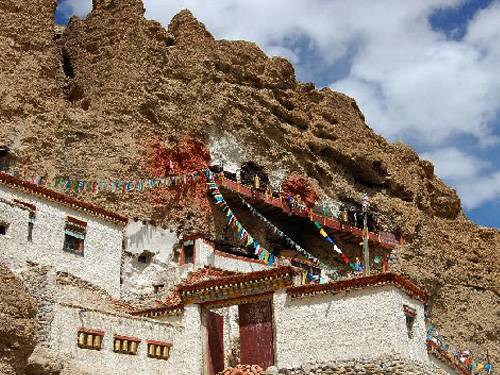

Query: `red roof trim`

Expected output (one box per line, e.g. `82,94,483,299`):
0,172,127,224
183,233,204,241
178,266,296,295
13,199,36,211
114,334,141,342
67,216,87,227
287,272,428,303
147,340,173,347
78,328,105,336
427,340,470,375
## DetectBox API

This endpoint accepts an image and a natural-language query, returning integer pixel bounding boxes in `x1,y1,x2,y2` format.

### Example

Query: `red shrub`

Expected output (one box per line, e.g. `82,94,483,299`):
281,173,319,208
144,136,211,214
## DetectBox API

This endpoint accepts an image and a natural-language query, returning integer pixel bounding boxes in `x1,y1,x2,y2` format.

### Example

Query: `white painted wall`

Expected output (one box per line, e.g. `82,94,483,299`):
195,239,268,273
126,220,178,262
48,303,203,375
0,185,123,297
0,199,30,271
121,253,195,299
273,285,430,369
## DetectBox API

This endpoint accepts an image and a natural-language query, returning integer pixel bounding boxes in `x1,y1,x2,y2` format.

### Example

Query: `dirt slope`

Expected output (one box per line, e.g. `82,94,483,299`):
0,263,37,375
0,0,498,363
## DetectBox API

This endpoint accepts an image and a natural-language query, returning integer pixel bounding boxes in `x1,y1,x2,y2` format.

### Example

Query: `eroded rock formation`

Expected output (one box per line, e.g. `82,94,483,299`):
0,0,498,364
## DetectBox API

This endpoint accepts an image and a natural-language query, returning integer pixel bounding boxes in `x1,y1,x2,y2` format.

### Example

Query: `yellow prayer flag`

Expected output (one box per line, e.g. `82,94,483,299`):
320,228,328,238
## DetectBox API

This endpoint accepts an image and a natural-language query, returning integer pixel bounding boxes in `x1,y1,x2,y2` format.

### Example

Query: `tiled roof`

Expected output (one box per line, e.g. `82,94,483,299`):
131,267,240,317
133,267,295,315
287,272,428,303
177,266,296,305
0,172,128,224
178,266,295,295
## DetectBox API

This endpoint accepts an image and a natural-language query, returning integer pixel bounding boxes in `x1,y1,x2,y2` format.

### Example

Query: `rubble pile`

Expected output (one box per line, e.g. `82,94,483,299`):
218,364,264,375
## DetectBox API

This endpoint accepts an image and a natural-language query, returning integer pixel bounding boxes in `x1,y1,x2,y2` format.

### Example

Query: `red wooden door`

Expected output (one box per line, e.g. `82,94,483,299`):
238,300,274,369
206,310,225,375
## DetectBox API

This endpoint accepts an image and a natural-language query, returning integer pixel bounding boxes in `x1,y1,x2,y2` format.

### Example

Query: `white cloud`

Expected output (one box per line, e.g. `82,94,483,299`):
137,0,500,146
422,147,499,209
421,148,487,181
57,0,92,19
458,171,500,209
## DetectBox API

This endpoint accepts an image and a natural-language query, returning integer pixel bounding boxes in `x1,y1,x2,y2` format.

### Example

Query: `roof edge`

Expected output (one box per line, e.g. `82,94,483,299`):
287,272,428,303
0,172,128,225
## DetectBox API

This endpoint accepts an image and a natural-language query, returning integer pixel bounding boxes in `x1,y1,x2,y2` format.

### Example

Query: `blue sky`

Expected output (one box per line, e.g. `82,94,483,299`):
55,0,500,229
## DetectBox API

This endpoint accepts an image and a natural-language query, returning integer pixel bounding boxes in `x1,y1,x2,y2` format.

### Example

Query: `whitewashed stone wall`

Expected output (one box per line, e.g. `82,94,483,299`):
126,220,179,262
48,303,203,375
196,239,268,273
280,355,457,375
0,199,30,270
121,253,194,299
0,185,123,297
121,220,193,298
273,285,430,369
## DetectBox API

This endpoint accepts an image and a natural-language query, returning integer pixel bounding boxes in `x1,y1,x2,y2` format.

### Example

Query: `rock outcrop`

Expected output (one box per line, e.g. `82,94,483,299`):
0,0,498,363
0,263,37,375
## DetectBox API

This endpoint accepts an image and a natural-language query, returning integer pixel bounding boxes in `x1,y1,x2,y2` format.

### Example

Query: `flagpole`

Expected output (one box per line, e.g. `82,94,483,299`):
362,193,370,275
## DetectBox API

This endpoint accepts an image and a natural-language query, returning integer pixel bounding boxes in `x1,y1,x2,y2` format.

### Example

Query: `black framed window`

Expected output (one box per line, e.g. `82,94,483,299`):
0,147,9,172
404,305,417,338
27,213,35,242
63,222,86,256
183,241,194,264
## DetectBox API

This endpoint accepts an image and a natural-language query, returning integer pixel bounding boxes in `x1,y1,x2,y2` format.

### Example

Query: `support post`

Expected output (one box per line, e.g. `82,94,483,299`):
362,193,370,275
363,212,370,275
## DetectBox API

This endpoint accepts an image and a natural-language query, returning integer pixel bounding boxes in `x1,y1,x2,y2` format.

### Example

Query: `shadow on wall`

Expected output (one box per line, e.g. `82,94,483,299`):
126,220,179,263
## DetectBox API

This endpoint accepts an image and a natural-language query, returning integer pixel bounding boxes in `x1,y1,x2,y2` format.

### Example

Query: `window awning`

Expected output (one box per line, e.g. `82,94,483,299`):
65,229,85,240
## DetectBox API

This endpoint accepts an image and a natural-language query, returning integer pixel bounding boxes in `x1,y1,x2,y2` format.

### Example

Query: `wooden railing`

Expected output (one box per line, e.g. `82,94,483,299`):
218,177,403,249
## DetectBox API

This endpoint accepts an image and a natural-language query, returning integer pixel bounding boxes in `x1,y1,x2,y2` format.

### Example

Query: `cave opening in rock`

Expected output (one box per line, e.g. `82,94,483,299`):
61,48,75,78
0,146,12,172
240,162,269,189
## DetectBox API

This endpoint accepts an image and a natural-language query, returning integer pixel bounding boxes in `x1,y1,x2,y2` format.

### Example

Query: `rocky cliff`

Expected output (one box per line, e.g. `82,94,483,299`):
0,0,498,364
0,263,37,375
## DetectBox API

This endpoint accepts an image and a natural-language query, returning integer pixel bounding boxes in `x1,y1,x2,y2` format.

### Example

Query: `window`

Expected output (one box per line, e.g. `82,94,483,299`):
63,217,87,256
0,147,9,172
147,341,172,360
183,240,195,264
173,248,180,263
153,284,164,294
404,305,417,338
77,329,104,350
137,251,153,264
28,213,35,242
114,336,140,355
0,224,7,236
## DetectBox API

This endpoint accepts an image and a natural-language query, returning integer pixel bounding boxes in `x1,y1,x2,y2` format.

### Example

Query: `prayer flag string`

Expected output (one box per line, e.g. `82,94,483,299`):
207,181,276,266
240,197,326,268
49,168,212,195
312,220,356,270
